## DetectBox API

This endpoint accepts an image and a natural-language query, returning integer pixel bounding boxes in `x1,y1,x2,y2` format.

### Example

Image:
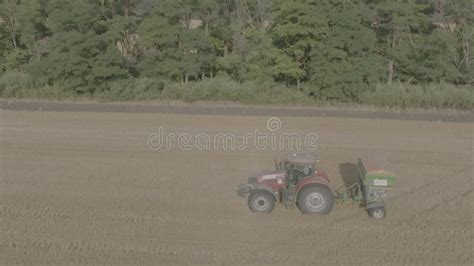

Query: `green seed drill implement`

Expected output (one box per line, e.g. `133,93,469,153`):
335,158,396,219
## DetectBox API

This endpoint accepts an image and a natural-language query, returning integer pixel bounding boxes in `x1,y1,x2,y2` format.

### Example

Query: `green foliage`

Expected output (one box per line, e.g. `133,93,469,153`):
0,0,472,109
271,0,324,87
307,1,384,101
0,70,32,97
361,83,473,109
136,0,213,82
97,78,164,101
161,77,313,105
2,48,29,70
442,0,474,84
0,70,73,99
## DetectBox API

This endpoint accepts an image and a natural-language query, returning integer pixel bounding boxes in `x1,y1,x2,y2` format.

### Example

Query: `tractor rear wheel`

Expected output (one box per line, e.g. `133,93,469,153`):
248,190,275,213
297,185,334,215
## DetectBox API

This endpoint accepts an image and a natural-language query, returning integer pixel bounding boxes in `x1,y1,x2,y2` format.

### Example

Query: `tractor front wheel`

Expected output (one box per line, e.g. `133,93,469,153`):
297,185,334,215
248,190,275,213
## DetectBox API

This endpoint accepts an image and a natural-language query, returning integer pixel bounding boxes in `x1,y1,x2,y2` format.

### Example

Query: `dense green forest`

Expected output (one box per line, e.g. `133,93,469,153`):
0,0,473,108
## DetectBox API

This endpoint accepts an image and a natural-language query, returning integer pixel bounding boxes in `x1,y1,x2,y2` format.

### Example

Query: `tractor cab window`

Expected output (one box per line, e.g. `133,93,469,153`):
288,163,315,187
294,164,314,177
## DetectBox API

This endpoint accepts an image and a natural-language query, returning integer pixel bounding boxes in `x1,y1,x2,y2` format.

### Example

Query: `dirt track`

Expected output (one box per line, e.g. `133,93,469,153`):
1,99,473,122
1,108,472,265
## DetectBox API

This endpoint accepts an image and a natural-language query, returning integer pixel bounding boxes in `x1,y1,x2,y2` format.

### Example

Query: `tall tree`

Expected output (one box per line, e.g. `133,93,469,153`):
443,0,473,84
308,1,383,101
1,0,48,70
137,0,213,83
29,0,128,94
271,0,324,90
373,0,433,83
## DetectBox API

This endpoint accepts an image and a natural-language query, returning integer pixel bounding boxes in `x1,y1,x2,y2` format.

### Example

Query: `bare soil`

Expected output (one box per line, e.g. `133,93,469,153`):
1,106,472,265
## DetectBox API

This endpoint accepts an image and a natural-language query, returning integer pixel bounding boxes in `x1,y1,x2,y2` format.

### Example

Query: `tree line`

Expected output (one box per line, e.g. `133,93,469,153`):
0,0,472,108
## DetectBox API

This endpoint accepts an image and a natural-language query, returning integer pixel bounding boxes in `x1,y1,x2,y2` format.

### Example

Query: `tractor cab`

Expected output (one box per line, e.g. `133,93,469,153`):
283,154,317,187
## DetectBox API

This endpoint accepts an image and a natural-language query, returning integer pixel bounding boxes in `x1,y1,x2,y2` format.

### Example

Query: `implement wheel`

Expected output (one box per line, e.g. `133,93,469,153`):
368,206,386,219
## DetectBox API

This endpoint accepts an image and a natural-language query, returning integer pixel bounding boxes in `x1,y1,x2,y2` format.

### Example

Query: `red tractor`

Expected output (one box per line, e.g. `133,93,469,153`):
237,154,334,214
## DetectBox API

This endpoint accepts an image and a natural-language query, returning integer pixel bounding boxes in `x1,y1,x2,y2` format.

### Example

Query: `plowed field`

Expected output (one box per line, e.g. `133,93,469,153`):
1,107,472,265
